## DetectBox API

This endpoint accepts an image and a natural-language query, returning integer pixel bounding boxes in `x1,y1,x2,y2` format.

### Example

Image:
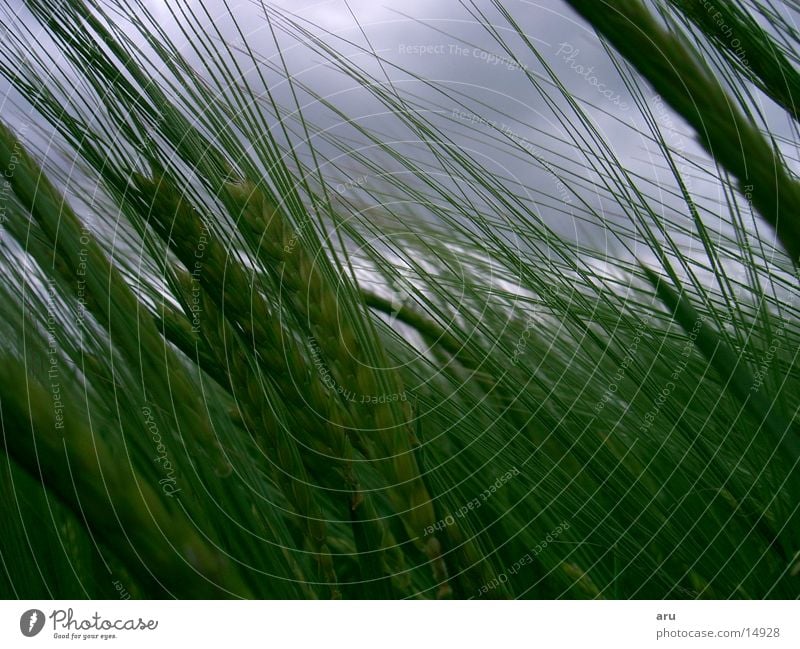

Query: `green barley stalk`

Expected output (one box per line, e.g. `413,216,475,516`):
225,179,456,596
0,123,231,478
133,171,417,596
664,0,800,122
133,172,348,596
566,0,800,263
642,264,800,553
0,356,251,597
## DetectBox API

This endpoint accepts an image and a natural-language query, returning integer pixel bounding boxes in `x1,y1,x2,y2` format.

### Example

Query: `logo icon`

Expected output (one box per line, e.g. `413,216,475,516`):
20,609,45,637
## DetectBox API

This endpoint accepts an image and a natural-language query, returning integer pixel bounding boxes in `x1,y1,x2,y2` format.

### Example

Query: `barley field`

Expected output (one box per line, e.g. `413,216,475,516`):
0,0,798,599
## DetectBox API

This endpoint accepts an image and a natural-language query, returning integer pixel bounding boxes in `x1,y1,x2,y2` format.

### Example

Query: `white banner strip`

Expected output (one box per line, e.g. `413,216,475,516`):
1,601,798,648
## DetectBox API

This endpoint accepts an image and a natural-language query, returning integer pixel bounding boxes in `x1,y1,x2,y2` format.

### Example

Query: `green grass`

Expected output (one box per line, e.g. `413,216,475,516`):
0,0,798,598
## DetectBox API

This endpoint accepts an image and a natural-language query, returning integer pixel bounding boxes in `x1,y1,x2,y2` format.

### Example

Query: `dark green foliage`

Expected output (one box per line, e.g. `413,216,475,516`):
0,0,798,598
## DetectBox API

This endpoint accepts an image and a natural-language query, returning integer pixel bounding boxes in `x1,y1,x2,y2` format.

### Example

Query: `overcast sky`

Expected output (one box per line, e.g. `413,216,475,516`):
2,0,798,273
